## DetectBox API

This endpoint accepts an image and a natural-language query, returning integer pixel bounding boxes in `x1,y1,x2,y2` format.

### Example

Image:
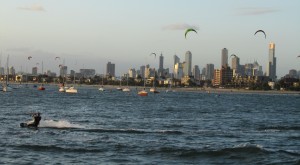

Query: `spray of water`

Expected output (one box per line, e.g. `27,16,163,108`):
39,120,85,129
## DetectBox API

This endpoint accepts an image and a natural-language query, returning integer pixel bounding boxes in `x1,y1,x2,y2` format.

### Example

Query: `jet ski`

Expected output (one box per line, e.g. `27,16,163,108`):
20,113,41,128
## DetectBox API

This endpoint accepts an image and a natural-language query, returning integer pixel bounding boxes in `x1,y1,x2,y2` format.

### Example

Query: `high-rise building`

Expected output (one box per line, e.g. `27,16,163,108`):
140,65,145,78
60,66,67,77
0,67,4,75
173,54,180,66
221,48,228,68
128,68,136,78
289,69,297,78
158,53,164,77
106,62,115,77
184,51,192,76
206,64,214,80
266,42,276,81
174,63,184,79
32,67,38,75
9,66,15,75
80,69,96,78
231,55,240,76
193,65,200,80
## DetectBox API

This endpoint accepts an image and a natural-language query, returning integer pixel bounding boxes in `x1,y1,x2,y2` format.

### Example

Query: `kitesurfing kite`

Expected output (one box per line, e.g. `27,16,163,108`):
150,53,156,58
55,57,60,60
297,55,300,58
185,28,197,39
28,56,32,60
254,30,266,39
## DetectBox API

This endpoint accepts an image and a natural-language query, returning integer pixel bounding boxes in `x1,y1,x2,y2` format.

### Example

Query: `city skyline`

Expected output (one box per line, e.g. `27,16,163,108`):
0,1,300,77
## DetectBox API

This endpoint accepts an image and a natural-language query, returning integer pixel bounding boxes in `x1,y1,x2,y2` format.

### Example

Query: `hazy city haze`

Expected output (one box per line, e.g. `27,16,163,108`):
0,0,299,77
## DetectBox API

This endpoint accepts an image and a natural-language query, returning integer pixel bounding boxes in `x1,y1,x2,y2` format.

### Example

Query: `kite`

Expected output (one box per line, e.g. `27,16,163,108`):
150,53,156,58
254,30,266,39
28,56,32,60
185,28,197,39
55,57,60,60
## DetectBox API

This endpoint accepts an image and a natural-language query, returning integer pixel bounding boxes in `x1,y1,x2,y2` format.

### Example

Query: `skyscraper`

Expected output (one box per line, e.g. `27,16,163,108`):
106,62,115,77
267,42,276,81
193,65,200,80
221,48,228,68
184,51,192,76
173,54,180,66
231,56,240,76
206,64,214,80
158,53,164,77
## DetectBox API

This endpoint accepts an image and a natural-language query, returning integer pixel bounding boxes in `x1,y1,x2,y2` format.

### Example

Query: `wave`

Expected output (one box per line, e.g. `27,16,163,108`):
13,144,102,153
75,128,184,135
39,120,85,129
257,125,300,131
146,143,269,158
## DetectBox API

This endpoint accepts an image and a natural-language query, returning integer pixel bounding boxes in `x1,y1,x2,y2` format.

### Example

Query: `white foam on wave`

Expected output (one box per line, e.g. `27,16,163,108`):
233,142,263,149
39,119,85,129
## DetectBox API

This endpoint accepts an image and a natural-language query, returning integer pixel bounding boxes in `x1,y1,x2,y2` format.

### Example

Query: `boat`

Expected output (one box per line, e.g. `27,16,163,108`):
138,89,148,96
65,86,77,93
116,77,122,91
59,85,65,92
122,87,130,92
38,84,45,90
66,72,77,93
122,74,130,92
98,74,105,91
150,87,160,93
2,55,12,92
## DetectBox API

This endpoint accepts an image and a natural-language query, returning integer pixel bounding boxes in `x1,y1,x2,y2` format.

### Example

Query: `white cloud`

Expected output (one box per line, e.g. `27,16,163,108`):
236,7,280,16
162,23,199,30
18,4,45,12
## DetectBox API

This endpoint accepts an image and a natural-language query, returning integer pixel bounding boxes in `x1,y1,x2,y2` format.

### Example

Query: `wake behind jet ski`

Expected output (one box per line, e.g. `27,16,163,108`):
20,113,42,128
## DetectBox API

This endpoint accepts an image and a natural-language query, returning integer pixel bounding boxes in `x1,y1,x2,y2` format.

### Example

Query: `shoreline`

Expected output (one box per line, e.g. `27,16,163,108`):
6,82,300,95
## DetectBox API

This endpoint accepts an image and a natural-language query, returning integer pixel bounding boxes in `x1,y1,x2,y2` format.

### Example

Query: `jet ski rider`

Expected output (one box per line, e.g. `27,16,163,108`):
27,113,42,127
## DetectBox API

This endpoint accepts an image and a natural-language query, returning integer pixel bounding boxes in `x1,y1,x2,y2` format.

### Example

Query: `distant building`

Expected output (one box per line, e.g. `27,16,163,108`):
60,66,67,77
158,53,164,77
174,63,184,79
128,68,136,78
206,64,214,80
266,42,276,81
184,51,192,76
32,67,38,75
0,67,4,75
289,69,297,78
221,48,228,68
9,66,15,75
193,65,200,80
173,54,180,75
213,69,221,86
106,62,115,77
80,69,95,78
140,65,145,78
231,55,240,76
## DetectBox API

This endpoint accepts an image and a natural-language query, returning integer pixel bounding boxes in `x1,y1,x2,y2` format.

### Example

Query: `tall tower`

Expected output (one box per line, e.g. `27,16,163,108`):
106,62,115,77
158,53,164,77
206,64,214,80
184,51,192,76
193,65,200,80
266,42,276,81
173,54,180,75
231,56,240,76
221,48,228,68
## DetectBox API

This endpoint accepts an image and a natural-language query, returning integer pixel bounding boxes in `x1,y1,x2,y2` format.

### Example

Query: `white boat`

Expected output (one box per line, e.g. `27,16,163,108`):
65,86,77,93
122,74,130,92
99,87,105,91
59,86,65,92
98,74,105,91
66,72,77,93
3,55,12,92
122,87,130,92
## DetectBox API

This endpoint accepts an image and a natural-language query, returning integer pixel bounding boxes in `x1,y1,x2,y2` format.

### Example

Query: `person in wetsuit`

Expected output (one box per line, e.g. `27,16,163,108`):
27,113,41,127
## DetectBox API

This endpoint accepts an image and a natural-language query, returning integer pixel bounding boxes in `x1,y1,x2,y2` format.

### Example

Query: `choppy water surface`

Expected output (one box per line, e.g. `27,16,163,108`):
1,85,299,164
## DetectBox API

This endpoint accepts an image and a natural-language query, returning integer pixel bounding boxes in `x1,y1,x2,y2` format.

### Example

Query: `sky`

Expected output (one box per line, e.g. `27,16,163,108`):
0,0,300,77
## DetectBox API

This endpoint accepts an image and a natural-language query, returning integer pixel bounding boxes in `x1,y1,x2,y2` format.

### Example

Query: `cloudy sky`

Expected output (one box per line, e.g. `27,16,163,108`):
0,0,299,77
